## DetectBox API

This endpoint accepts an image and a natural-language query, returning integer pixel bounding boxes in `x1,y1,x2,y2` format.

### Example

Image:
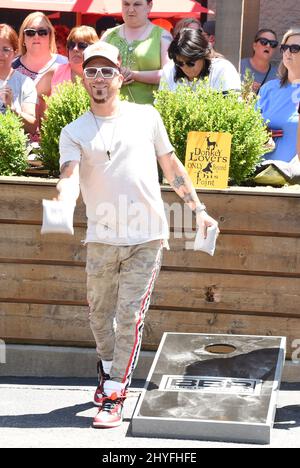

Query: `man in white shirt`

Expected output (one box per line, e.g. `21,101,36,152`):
57,41,218,429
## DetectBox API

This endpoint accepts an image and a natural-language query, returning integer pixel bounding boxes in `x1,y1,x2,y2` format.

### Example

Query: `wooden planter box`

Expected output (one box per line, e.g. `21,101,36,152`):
1,176,300,358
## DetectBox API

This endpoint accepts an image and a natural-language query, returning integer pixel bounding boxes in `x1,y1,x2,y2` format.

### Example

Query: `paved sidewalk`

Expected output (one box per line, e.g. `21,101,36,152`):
0,378,299,448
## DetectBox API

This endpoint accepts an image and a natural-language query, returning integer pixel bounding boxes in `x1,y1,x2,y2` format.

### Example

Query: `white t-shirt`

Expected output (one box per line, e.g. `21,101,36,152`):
0,70,37,114
59,101,174,246
159,57,241,93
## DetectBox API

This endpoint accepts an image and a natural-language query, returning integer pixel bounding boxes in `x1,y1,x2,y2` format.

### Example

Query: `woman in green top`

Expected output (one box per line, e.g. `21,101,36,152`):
102,0,172,104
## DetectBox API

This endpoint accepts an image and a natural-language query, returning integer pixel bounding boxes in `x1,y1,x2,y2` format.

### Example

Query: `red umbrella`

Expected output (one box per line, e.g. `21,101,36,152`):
1,0,214,17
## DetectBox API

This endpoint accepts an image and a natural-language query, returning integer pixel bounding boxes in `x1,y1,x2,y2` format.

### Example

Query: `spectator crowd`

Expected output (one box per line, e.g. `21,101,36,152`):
1,0,300,433
1,4,300,164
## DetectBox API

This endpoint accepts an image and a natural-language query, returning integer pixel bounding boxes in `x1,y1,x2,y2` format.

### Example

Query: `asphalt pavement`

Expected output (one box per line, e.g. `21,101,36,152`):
0,377,299,449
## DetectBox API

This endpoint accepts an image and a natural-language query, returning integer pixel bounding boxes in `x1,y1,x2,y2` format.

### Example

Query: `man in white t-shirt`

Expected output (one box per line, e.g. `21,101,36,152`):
57,41,218,429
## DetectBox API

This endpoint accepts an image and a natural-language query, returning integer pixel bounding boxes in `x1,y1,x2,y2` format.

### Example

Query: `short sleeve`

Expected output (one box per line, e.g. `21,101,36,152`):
240,58,248,80
210,59,241,92
241,58,256,82
152,107,174,157
55,54,69,65
158,62,176,92
256,80,270,113
59,126,82,167
21,76,37,105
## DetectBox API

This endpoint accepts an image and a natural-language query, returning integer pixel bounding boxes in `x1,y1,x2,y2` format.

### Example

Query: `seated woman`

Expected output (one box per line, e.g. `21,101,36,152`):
37,26,99,100
257,28,300,162
241,29,279,94
159,28,241,93
0,24,37,134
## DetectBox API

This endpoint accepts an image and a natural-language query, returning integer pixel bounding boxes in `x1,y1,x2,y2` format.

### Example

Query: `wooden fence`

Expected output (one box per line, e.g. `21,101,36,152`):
0,177,300,358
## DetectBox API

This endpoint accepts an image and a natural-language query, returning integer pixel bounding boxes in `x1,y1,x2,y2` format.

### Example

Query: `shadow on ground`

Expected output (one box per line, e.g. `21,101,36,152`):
0,403,95,429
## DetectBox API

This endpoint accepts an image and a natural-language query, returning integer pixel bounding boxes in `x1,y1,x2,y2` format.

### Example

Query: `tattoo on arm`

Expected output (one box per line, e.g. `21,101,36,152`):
60,161,73,176
171,174,198,207
171,176,186,190
183,193,197,204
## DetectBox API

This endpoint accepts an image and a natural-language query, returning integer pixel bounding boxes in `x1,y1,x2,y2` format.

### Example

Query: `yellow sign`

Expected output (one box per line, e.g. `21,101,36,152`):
185,132,232,189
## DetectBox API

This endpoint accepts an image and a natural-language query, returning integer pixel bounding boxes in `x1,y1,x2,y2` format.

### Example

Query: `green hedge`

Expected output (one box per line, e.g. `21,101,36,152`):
0,110,28,176
40,78,90,176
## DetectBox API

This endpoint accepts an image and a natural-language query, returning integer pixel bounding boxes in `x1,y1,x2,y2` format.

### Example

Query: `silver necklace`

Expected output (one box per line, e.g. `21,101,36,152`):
122,23,150,103
90,111,118,161
123,22,150,52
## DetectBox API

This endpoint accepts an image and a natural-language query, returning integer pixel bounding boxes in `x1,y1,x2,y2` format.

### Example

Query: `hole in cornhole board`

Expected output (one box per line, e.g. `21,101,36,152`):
205,344,237,355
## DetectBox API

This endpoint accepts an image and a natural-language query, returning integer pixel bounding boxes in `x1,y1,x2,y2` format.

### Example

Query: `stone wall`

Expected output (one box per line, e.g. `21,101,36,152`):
259,0,300,41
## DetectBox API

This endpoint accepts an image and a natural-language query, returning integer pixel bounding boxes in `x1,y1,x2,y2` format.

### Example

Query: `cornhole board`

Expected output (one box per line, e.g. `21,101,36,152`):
132,333,286,444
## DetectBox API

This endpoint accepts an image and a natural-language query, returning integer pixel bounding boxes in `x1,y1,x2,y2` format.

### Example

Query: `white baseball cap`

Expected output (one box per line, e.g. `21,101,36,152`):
83,41,121,68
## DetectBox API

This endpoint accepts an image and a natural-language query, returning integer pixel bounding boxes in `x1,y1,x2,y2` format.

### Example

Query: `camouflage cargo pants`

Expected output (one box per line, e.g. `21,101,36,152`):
86,240,163,389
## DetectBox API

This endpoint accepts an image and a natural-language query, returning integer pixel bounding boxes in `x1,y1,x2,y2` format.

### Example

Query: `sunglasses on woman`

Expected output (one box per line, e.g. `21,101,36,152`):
67,41,90,51
280,44,300,54
83,67,120,80
24,28,50,37
175,60,197,68
256,37,278,48
0,47,14,55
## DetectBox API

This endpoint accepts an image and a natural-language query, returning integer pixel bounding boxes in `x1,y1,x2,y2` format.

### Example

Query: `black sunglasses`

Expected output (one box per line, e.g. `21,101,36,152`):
280,44,300,54
175,59,197,68
256,37,278,48
67,41,90,51
24,28,50,37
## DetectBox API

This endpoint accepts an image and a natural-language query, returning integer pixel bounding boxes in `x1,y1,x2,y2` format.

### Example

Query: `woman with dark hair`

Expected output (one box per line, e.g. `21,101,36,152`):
257,28,300,162
159,28,240,93
241,29,278,93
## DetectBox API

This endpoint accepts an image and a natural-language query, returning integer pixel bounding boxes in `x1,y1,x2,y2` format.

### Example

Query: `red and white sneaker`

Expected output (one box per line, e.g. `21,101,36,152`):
93,361,110,407
93,393,125,428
